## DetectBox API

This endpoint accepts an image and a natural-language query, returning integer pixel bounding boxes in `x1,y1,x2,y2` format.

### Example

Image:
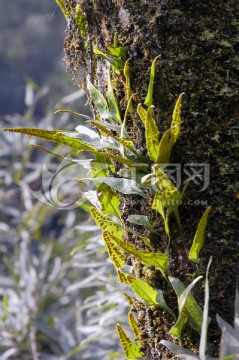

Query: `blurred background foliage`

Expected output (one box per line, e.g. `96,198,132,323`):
0,1,127,359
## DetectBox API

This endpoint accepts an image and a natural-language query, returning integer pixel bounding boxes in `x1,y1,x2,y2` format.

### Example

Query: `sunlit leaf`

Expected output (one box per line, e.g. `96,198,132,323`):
160,340,200,360
126,215,154,230
145,106,160,162
199,257,212,360
188,206,212,263
169,276,203,338
90,207,122,238
156,128,173,164
107,72,122,123
97,183,121,219
124,59,132,104
87,75,110,120
137,104,147,125
170,93,184,145
144,55,160,107
109,233,169,276
83,176,145,197
56,0,68,20
89,120,136,154
116,324,143,359
81,149,138,167
2,128,95,151
91,154,110,177
128,311,141,347
129,278,175,319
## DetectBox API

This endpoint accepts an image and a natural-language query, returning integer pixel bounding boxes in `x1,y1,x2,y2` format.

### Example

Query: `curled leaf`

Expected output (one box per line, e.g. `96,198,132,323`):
144,55,160,107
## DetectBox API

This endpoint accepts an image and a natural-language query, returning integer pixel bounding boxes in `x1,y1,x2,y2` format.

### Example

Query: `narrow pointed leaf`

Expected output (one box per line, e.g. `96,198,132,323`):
128,312,141,346
137,103,147,125
160,340,200,360
107,72,122,123
145,106,160,161
144,55,160,107
89,120,136,154
156,128,173,163
56,0,68,20
189,206,212,263
124,59,132,103
116,324,143,359
97,183,121,219
169,276,203,337
2,128,94,151
199,257,212,360
126,215,154,230
87,76,110,120
109,233,168,275
171,93,184,144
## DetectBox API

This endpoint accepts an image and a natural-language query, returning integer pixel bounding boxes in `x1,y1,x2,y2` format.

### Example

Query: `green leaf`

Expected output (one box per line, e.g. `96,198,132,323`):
160,340,200,360
83,176,145,197
97,183,121,219
170,93,184,145
91,155,110,177
137,104,147,125
130,278,159,306
124,59,132,104
188,206,212,263
156,128,173,163
2,128,95,151
107,45,127,59
87,76,110,120
116,324,144,359
144,55,160,107
88,120,136,155
109,233,169,276
107,72,122,123
145,106,160,162
169,276,203,338
128,311,141,347
199,257,212,360
93,47,124,74
81,149,138,167
126,215,154,230
129,279,175,319
55,0,68,20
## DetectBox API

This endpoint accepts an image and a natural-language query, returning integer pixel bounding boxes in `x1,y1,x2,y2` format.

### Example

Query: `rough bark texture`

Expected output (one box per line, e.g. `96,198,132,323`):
63,0,239,358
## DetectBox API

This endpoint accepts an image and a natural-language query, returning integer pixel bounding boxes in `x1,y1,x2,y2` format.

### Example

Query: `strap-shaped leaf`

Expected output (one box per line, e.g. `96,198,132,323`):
116,324,143,359
89,120,136,154
144,55,160,107
81,149,138,167
156,128,173,164
90,207,122,238
170,93,184,145
189,206,212,263
128,312,141,346
145,106,160,162
97,183,121,219
129,278,175,319
87,76,110,120
137,103,147,125
152,165,182,202
2,128,94,151
169,276,203,338
107,72,122,123
124,59,132,104
55,0,68,20
109,233,169,276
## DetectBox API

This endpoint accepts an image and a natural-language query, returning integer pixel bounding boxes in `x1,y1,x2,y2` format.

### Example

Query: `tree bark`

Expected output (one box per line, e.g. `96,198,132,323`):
63,0,239,358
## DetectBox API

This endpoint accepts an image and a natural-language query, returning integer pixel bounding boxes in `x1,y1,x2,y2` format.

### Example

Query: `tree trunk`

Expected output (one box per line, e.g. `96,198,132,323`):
62,0,239,358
